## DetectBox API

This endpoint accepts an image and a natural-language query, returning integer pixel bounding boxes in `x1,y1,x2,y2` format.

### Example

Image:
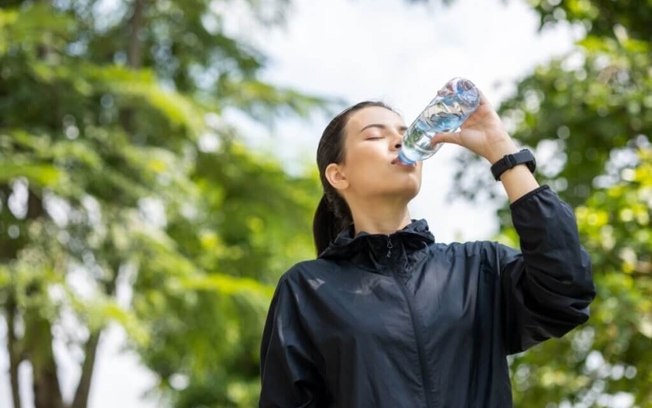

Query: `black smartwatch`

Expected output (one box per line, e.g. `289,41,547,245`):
490,149,536,181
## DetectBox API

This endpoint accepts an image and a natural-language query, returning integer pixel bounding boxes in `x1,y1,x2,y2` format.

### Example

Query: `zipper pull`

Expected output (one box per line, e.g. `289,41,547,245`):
386,237,393,258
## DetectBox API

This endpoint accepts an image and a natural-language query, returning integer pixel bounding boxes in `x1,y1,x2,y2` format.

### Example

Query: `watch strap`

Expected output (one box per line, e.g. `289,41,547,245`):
490,149,536,181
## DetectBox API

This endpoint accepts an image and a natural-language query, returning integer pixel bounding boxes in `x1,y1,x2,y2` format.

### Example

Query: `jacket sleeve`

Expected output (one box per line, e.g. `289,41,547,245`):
259,276,328,408
497,185,596,354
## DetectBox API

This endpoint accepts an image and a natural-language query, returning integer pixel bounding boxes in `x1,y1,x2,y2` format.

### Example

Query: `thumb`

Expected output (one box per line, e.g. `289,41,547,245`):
431,132,461,146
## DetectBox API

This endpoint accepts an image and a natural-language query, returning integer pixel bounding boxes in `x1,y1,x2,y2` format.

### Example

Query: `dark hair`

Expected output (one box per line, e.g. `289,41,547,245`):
313,101,396,255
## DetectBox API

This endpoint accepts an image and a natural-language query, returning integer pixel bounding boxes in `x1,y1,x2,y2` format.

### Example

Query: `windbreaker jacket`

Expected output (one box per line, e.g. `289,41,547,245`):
259,186,595,408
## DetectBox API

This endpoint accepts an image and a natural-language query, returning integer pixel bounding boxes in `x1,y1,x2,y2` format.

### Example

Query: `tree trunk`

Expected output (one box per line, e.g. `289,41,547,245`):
70,255,122,408
0,184,18,261
26,187,44,219
6,298,23,408
30,318,64,408
20,188,63,408
3,184,23,408
128,0,147,69
123,0,147,130
70,331,102,408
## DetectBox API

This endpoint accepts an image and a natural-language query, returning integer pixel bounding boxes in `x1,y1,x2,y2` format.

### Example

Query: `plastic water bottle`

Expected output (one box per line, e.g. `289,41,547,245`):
397,78,480,165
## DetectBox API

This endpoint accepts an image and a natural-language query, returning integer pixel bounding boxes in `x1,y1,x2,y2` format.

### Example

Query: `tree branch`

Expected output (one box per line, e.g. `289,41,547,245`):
70,331,102,408
71,256,123,408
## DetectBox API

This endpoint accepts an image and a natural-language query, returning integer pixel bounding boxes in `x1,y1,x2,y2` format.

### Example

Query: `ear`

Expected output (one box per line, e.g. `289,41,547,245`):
325,163,349,191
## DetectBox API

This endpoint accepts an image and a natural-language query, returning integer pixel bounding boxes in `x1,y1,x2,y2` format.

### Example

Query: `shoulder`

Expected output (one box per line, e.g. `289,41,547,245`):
429,240,518,263
430,240,497,256
269,258,345,312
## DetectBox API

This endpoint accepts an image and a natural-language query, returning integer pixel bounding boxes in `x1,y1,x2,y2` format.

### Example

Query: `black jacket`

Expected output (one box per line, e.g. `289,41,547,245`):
259,186,595,407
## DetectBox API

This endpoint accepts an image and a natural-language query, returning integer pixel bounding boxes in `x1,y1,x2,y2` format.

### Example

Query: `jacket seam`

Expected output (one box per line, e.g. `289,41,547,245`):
391,270,434,408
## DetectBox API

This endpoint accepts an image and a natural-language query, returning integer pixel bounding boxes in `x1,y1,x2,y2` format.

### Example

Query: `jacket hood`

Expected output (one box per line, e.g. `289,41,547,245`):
318,219,435,274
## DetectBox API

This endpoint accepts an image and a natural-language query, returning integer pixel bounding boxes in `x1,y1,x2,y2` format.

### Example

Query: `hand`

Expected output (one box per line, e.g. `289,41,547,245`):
430,90,519,164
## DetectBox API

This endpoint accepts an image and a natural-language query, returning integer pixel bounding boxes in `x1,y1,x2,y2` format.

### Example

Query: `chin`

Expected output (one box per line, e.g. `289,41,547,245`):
405,186,421,201
404,174,422,192
396,180,421,200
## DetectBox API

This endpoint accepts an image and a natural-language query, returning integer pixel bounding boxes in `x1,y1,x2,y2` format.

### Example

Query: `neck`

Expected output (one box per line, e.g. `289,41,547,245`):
347,196,412,236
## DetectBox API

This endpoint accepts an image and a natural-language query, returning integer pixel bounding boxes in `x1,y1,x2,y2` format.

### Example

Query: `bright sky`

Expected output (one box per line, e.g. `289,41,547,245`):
0,0,582,407
244,0,580,244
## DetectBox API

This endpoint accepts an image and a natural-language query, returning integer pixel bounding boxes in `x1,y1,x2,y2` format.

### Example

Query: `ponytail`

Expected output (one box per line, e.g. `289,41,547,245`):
312,192,352,255
313,195,338,256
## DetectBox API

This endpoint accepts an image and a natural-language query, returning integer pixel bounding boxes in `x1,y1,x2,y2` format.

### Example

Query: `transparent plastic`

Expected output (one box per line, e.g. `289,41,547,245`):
397,78,480,165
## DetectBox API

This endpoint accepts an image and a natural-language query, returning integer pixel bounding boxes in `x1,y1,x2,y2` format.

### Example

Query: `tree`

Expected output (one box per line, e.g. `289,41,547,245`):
131,141,321,408
448,0,652,405
0,1,325,407
572,147,651,406
497,146,652,407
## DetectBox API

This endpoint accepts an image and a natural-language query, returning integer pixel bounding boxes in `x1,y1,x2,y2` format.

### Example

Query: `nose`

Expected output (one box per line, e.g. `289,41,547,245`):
391,133,402,151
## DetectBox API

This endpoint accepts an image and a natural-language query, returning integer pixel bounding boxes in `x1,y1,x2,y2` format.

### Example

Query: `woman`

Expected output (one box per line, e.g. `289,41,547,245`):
259,92,595,407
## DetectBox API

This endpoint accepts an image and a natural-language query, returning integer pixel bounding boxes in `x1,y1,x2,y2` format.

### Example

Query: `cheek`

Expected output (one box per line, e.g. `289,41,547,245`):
342,146,380,173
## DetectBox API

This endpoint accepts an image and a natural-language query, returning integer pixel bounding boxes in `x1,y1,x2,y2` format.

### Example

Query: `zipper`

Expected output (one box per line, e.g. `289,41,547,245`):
392,272,434,408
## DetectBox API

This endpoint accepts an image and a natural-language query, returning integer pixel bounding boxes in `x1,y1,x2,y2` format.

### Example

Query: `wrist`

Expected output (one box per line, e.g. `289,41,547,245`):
484,139,519,164
490,149,537,181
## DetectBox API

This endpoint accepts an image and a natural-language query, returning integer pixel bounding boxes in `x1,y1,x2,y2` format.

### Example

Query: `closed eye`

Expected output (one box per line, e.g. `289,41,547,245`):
360,123,407,138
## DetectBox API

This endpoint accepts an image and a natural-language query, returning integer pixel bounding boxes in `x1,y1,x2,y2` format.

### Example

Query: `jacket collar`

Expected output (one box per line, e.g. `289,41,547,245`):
318,219,435,273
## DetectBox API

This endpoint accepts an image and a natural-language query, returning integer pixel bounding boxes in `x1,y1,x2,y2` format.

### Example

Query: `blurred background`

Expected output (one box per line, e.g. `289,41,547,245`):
0,0,650,407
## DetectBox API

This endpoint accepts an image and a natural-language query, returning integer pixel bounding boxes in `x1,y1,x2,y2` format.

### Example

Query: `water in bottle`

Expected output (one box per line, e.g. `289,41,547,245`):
396,78,480,165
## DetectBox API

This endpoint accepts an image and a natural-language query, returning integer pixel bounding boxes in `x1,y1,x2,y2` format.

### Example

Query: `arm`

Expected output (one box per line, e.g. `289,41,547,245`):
497,186,595,353
431,90,539,202
433,89,594,352
259,277,328,408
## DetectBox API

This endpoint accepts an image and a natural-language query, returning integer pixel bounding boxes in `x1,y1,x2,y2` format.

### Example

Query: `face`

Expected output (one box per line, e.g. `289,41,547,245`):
327,106,422,203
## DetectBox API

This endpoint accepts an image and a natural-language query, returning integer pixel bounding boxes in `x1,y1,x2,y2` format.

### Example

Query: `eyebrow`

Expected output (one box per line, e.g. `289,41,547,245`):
359,123,408,134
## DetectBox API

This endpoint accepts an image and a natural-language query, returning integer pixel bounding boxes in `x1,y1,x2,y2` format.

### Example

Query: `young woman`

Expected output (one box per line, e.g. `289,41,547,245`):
259,92,595,407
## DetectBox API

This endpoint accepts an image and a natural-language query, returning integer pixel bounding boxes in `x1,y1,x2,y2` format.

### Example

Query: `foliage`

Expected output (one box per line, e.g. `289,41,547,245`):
133,141,319,408
509,147,652,407
449,0,652,406
4,0,650,407
526,0,652,42
0,1,323,407
452,34,651,208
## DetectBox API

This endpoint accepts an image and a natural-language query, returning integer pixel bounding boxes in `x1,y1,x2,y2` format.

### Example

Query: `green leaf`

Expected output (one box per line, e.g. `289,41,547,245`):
0,162,61,186
178,273,274,299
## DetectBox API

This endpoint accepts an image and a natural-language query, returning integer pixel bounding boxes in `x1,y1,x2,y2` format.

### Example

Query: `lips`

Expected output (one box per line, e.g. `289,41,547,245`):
391,157,417,167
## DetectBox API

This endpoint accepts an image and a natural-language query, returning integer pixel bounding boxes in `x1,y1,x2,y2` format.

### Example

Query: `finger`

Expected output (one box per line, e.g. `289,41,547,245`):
477,88,491,107
430,132,462,146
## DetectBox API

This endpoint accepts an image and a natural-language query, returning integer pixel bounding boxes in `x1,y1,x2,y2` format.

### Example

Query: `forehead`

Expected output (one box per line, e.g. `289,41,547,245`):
346,106,404,133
